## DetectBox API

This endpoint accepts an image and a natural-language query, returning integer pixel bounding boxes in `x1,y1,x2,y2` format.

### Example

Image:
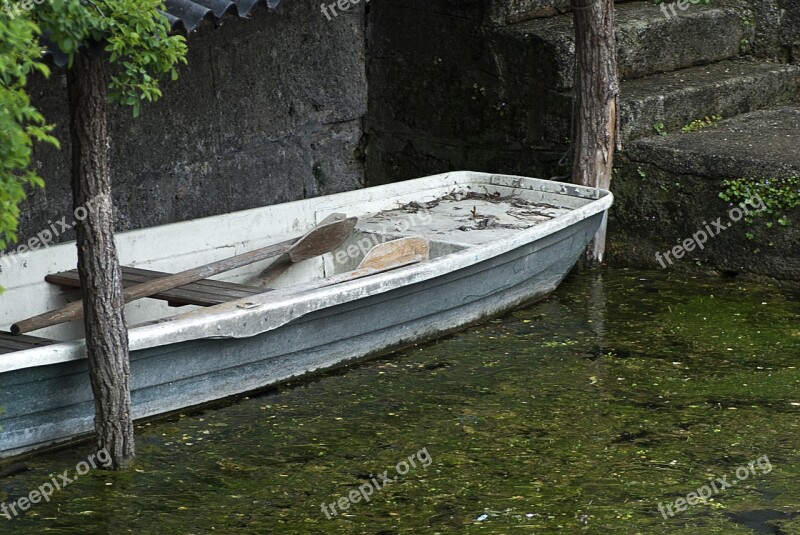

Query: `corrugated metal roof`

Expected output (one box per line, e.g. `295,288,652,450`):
46,0,284,66
164,0,284,33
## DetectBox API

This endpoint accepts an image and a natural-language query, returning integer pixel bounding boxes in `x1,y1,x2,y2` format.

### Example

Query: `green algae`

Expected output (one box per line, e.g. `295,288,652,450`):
1,268,799,534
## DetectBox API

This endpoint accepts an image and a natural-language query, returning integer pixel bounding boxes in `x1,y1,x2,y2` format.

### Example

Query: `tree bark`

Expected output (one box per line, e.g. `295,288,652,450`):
571,0,620,263
67,45,135,469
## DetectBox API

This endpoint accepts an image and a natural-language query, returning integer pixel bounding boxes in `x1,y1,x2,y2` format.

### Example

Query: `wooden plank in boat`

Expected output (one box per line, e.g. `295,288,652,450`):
0,332,55,355
46,267,270,307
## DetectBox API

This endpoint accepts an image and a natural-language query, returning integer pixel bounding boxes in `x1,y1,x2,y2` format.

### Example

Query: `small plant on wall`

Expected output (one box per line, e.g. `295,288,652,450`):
720,176,800,238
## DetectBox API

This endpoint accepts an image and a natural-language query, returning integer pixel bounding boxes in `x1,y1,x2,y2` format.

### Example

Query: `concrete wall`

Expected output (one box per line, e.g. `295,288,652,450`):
364,0,799,188
717,0,800,61
363,0,652,186
364,0,565,186
11,0,367,250
364,0,800,281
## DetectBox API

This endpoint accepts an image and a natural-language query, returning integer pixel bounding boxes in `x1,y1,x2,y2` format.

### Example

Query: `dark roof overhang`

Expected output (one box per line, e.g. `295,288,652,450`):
163,0,284,33
45,0,284,66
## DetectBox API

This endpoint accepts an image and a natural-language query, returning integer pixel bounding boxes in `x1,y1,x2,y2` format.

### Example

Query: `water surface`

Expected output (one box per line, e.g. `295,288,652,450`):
2,268,799,534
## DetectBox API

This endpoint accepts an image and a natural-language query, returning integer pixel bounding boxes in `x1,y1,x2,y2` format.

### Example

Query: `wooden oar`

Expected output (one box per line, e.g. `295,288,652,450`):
286,236,429,290
357,236,430,270
141,236,432,328
255,236,430,302
251,237,431,301
273,236,431,296
11,216,357,335
253,213,346,288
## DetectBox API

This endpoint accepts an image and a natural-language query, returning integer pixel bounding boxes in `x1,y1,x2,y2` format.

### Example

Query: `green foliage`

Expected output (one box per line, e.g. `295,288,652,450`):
36,0,188,116
653,122,667,137
0,15,57,250
0,1,187,272
739,37,752,55
720,177,800,237
681,115,722,133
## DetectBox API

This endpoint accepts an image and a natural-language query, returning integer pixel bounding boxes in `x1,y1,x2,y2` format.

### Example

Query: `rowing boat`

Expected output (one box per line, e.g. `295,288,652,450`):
0,171,612,459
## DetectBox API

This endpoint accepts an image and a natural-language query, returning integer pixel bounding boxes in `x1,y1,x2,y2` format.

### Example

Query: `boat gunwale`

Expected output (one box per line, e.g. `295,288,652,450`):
0,172,612,374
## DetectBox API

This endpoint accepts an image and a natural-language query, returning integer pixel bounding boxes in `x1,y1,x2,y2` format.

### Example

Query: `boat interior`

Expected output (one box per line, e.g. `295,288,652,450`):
0,174,596,354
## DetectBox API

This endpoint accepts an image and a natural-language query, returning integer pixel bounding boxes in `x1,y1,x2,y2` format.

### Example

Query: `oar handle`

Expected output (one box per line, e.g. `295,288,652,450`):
12,214,360,335
11,237,296,335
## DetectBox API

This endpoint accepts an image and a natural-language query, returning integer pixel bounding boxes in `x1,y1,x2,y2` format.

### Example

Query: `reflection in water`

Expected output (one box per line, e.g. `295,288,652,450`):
588,269,607,343
1,267,799,534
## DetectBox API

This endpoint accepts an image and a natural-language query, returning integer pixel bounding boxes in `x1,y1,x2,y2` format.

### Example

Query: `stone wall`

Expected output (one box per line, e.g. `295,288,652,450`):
485,0,572,24
716,0,800,61
364,0,800,282
365,0,565,186
11,0,367,249
365,0,799,187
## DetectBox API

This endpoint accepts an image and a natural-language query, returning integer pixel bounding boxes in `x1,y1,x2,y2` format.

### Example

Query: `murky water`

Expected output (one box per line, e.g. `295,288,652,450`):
2,268,799,534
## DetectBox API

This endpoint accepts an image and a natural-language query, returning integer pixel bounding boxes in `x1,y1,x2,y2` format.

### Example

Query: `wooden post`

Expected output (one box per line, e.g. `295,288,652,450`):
571,0,620,263
67,43,135,469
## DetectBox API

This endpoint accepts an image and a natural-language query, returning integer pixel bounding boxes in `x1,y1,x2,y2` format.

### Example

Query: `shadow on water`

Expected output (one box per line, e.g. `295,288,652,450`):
2,266,800,534
728,509,800,534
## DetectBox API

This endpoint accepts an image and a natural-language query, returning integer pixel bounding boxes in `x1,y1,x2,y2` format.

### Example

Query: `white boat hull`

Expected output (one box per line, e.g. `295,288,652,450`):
0,172,612,459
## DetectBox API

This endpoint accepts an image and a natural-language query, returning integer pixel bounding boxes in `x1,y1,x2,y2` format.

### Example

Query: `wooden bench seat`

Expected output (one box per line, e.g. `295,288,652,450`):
46,267,270,307
0,331,55,355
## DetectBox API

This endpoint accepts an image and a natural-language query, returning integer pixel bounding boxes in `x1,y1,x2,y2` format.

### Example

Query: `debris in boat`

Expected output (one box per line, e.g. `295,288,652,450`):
459,218,501,231
508,208,556,220
398,201,429,213
458,216,531,232
509,199,557,220
368,188,564,237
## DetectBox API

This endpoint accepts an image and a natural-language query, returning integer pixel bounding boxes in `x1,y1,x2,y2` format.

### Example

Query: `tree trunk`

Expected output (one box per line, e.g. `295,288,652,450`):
571,0,620,263
67,45,135,469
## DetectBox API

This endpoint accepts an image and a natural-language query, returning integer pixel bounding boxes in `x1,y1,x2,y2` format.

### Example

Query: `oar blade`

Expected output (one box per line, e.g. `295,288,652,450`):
288,216,358,263
357,236,430,271
256,214,350,287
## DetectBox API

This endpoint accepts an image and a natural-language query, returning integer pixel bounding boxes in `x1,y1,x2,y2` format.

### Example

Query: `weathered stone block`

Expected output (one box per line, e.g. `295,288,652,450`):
486,0,572,25
610,107,800,280
619,59,800,141
12,0,367,249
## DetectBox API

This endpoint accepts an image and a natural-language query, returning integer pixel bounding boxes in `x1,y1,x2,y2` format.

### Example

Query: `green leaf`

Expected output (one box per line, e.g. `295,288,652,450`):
0,1,187,255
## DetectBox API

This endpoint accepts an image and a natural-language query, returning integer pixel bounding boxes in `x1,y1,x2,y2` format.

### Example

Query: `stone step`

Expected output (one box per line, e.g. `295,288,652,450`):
486,0,572,24
486,0,638,25
625,105,800,179
611,106,800,280
620,59,800,141
542,59,800,145
496,1,750,91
